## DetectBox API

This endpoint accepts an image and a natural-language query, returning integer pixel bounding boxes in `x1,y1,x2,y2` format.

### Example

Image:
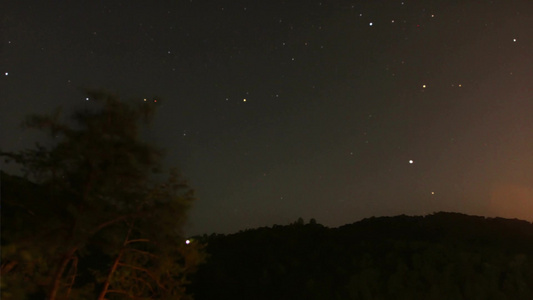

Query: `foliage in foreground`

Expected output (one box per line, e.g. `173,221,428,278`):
1,91,205,299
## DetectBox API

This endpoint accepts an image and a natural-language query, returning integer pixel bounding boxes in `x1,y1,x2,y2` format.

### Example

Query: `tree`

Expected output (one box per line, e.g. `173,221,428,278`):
1,90,204,299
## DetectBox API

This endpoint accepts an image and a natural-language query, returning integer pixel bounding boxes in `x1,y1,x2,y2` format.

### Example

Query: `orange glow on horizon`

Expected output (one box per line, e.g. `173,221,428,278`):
489,183,533,221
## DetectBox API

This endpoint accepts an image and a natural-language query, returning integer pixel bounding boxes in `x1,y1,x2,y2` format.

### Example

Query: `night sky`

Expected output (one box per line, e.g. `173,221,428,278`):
2,0,533,235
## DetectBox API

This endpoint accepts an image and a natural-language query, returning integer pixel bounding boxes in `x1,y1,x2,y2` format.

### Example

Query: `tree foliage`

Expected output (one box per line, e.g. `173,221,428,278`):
191,213,533,300
1,91,205,299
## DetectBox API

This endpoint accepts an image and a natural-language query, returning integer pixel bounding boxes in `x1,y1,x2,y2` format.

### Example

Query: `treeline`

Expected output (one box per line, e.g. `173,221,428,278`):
190,213,533,300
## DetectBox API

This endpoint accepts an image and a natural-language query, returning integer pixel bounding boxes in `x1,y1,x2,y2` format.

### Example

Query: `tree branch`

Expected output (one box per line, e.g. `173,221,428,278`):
105,289,137,299
117,263,167,291
132,274,155,294
89,212,147,235
125,238,151,245
124,248,159,258
0,261,19,276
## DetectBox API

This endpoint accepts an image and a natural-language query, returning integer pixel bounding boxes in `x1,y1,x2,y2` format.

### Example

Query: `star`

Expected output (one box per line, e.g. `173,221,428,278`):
4,0,531,236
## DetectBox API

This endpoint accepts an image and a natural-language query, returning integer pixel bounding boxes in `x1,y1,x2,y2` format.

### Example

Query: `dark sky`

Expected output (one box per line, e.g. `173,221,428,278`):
2,0,533,235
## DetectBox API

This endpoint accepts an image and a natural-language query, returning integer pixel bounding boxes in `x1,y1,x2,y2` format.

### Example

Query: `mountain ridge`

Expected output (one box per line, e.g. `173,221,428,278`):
190,212,533,300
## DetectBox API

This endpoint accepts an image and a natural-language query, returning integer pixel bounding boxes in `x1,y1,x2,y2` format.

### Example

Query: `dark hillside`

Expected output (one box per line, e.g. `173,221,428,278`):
190,213,533,300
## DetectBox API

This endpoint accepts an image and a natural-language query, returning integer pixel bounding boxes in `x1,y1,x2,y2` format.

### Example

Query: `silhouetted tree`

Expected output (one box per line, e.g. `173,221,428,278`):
1,90,205,299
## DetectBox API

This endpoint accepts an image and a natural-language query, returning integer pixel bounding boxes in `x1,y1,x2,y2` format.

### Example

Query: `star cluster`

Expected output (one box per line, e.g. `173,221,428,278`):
2,0,532,234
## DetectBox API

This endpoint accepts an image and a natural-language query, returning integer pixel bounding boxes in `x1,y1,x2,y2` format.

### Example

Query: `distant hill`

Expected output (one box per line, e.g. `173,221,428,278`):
190,213,533,300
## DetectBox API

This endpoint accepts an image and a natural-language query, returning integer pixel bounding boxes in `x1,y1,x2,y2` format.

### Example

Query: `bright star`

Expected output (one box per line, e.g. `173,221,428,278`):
409,160,414,164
